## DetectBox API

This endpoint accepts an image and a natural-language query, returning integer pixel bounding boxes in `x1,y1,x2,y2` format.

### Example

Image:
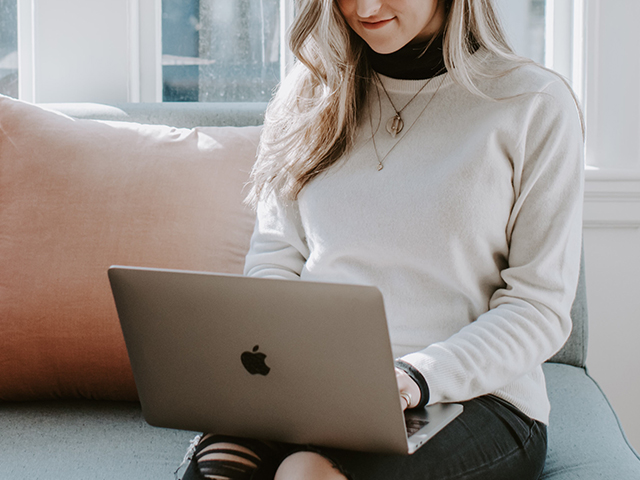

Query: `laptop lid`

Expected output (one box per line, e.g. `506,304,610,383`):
108,266,461,454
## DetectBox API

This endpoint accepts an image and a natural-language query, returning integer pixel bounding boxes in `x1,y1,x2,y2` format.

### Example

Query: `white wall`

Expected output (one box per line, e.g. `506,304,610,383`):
585,228,640,451
583,171,640,451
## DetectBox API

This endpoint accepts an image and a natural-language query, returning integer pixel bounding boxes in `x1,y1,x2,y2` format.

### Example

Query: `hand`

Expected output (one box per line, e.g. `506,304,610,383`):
395,367,422,411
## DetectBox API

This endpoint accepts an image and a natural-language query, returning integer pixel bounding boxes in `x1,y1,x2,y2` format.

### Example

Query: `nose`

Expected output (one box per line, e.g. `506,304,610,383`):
355,0,383,18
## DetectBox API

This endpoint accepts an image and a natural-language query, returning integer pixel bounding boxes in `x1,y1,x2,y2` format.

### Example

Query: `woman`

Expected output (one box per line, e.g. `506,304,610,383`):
180,0,584,478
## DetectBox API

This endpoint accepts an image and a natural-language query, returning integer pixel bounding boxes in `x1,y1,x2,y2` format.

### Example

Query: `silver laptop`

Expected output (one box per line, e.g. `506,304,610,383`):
108,266,463,455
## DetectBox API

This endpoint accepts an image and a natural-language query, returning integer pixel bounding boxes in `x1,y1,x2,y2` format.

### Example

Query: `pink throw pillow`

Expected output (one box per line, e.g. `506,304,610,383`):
0,95,260,401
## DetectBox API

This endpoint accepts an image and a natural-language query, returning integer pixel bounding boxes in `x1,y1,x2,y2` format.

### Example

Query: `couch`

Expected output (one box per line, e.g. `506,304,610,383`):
0,95,638,479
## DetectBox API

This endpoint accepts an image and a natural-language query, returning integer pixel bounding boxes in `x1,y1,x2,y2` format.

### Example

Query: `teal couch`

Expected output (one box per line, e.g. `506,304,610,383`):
1,102,638,479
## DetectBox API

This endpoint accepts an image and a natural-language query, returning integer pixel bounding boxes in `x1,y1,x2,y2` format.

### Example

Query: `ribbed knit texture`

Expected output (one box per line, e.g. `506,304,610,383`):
244,52,584,424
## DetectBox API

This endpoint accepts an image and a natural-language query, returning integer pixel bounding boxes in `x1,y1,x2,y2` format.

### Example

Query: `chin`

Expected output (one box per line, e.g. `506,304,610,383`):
364,35,412,55
368,42,405,55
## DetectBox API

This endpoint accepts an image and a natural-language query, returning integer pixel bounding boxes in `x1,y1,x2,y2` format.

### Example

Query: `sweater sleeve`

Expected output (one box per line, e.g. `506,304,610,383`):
400,79,585,405
244,191,310,280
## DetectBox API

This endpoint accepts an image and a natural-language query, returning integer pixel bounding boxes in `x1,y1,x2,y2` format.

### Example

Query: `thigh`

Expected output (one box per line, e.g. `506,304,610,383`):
312,395,547,480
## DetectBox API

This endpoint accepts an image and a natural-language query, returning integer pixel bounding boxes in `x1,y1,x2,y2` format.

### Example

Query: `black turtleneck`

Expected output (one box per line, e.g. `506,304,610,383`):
366,34,447,80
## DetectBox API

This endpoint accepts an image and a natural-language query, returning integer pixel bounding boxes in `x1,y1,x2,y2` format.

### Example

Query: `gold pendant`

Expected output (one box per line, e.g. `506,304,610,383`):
377,163,384,171
386,114,404,138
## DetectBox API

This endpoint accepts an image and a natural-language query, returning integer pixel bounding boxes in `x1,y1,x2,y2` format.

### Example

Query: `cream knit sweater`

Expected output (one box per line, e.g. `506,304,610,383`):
244,54,584,424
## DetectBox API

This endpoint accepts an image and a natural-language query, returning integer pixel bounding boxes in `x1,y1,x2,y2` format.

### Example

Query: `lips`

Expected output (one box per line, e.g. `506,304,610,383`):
360,17,395,30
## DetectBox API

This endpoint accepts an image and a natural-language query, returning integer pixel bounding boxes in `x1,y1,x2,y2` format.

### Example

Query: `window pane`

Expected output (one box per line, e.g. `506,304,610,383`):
496,0,546,65
0,0,18,98
162,0,280,102
526,0,546,65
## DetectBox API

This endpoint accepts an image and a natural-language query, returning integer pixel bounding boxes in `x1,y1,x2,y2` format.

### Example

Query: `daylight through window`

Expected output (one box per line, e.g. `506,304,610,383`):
162,0,280,102
0,0,18,98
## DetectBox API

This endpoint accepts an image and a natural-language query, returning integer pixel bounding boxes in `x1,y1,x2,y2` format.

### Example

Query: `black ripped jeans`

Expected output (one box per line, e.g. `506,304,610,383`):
181,394,547,480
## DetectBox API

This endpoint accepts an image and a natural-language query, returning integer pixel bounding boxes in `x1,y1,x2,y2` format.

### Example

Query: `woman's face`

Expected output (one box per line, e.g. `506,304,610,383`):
336,0,446,54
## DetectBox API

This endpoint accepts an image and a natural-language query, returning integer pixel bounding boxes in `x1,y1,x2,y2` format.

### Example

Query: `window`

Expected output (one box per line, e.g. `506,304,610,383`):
496,0,584,103
0,0,18,98
158,0,574,104
497,0,546,65
162,0,281,102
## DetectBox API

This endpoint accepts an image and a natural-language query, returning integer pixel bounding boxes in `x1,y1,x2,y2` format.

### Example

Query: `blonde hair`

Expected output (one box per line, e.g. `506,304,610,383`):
246,0,528,207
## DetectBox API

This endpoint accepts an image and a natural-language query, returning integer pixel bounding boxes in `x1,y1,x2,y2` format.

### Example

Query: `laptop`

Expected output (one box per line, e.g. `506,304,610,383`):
108,266,463,455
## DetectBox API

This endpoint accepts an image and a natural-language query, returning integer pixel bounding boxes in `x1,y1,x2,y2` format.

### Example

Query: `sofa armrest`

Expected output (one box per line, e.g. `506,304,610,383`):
542,363,640,479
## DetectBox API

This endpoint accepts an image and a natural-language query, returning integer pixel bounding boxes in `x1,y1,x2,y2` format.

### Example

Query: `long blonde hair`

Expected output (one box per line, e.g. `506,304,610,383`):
246,0,526,207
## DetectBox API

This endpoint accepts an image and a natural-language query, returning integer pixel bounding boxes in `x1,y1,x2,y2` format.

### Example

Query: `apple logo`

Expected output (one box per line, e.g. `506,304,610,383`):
241,345,271,376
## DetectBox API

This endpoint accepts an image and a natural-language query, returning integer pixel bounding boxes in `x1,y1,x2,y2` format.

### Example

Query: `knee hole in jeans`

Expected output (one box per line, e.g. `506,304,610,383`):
194,435,263,480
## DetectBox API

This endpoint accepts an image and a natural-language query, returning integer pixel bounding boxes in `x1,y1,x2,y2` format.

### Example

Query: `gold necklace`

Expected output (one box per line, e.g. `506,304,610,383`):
369,74,445,171
374,72,435,138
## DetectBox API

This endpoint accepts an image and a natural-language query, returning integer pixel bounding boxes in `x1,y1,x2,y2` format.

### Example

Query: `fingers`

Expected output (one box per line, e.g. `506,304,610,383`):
395,367,421,410
400,391,412,410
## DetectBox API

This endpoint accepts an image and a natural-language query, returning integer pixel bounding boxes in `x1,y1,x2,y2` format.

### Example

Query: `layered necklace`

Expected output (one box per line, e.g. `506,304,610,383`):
369,73,445,171
375,71,435,138
365,36,447,171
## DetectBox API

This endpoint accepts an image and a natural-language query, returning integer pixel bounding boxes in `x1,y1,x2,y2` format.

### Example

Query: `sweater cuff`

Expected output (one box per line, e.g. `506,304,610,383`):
394,359,430,409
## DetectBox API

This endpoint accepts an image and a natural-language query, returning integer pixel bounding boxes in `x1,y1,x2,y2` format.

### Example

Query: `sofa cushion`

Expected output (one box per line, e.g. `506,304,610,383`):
542,363,640,479
0,95,260,401
0,400,196,480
